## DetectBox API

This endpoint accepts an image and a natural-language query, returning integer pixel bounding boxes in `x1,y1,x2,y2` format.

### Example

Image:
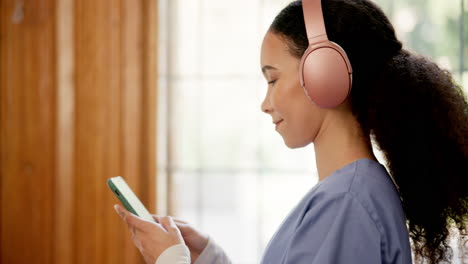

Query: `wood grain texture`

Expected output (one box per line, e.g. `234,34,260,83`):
1,0,56,263
1,0,158,263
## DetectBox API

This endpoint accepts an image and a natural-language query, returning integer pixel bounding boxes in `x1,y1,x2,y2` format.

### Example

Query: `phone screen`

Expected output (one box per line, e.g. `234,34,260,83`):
107,176,155,222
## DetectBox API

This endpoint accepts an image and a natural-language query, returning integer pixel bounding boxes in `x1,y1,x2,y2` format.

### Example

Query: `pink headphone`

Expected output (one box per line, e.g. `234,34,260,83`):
300,0,353,108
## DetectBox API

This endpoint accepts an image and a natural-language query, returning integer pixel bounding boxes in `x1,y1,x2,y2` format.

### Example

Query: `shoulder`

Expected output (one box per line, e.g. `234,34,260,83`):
317,158,395,196
287,159,411,263
299,159,403,233
291,186,382,260
298,189,379,232
315,159,401,210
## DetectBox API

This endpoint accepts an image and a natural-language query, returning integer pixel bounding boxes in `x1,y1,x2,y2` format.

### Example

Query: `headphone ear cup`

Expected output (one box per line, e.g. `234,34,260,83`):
300,46,352,108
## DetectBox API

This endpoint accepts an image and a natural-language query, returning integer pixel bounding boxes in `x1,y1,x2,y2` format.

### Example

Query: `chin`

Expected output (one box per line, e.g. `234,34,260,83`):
283,137,311,149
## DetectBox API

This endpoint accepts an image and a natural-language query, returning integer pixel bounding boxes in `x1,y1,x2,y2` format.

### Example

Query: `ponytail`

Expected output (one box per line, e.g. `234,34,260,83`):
368,49,468,263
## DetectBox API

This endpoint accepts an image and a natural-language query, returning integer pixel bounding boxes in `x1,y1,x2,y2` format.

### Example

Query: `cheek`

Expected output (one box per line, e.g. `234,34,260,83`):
271,81,325,145
290,103,321,139
287,105,325,147
270,80,304,115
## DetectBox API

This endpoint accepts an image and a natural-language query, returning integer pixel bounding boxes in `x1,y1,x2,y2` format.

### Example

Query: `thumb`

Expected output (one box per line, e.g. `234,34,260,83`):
174,221,191,234
114,204,150,231
159,216,180,234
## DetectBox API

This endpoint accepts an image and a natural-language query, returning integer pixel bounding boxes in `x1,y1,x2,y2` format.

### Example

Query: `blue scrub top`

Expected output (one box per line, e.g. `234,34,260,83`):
260,158,412,264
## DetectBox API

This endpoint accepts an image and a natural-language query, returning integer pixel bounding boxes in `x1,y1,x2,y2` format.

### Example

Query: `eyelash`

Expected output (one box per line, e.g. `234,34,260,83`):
268,80,277,85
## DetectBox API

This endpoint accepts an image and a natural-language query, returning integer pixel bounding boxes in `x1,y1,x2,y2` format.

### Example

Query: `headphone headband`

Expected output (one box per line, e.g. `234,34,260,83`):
299,0,353,108
302,0,328,44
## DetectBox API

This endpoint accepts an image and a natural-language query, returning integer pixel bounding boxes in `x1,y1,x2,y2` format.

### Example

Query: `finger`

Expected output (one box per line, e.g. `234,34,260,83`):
114,204,127,219
151,214,188,225
151,215,161,223
114,204,136,231
114,205,141,235
160,216,180,234
115,204,152,231
174,221,189,230
126,213,154,231
172,218,188,225
171,219,193,233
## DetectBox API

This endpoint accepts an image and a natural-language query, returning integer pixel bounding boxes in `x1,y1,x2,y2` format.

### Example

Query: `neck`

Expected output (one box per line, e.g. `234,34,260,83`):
313,109,377,181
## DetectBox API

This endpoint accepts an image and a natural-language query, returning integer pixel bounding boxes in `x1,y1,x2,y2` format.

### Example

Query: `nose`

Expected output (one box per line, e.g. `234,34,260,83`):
261,91,273,114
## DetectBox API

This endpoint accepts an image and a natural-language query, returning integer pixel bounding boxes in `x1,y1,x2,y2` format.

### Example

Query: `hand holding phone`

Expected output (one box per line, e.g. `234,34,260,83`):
107,176,155,222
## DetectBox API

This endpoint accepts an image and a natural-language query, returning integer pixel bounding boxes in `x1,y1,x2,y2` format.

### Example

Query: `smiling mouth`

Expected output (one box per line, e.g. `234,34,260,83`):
274,119,284,128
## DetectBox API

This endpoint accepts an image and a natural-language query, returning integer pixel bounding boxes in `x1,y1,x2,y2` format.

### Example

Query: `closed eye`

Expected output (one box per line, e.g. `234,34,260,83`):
268,80,277,85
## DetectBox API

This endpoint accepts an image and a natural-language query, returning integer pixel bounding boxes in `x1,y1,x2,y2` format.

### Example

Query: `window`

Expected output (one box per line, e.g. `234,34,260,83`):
157,0,466,263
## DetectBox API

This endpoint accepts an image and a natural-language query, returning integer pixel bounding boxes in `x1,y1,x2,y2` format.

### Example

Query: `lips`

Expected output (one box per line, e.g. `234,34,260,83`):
274,119,284,127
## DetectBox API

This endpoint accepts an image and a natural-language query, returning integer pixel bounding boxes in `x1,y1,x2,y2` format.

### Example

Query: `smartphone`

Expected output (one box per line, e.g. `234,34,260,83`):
107,176,155,222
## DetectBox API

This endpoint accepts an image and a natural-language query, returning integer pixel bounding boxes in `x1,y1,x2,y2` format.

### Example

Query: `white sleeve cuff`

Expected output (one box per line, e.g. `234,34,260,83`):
155,243,191,264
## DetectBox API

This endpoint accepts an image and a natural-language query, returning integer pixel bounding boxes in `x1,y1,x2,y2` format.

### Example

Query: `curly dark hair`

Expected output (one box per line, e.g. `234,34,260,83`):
269,0,468,263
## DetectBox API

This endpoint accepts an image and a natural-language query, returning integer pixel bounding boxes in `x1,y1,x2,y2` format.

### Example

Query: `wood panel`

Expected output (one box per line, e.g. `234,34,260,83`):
0,0,158,263
0,0,56,263
73,0,121,262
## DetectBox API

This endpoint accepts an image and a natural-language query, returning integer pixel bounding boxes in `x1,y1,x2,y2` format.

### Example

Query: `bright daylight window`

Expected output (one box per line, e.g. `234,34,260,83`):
157,0,466,263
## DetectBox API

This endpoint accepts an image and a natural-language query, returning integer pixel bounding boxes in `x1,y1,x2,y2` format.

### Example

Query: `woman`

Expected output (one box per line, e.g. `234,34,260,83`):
114,0,468,263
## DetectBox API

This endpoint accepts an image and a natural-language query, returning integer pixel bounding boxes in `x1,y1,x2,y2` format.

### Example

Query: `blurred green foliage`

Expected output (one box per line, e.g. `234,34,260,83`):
374,0,466,89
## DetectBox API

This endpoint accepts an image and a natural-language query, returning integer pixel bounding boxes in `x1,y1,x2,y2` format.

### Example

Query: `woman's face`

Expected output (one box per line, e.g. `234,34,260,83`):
260,31,327,148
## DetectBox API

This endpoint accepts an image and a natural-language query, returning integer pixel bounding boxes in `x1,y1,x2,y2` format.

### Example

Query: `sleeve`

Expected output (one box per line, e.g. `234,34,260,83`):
284,193,382,264
155,243,191,264
194,236,232,264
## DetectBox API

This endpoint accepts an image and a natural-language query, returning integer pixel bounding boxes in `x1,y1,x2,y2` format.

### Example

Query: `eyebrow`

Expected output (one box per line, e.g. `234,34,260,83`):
261,65,278,74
